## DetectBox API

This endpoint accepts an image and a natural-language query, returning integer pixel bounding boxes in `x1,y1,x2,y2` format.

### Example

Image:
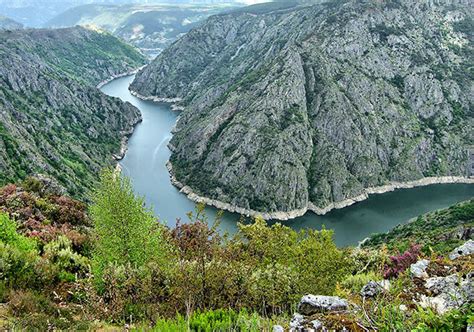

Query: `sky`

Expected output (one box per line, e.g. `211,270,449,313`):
240,0,269,3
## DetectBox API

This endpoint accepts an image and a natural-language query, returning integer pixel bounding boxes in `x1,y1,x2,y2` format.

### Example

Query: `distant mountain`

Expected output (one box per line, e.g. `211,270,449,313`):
0,15,23,30
0,27,146,196
131,0,474,219
0,0,244,28
46,3,241,58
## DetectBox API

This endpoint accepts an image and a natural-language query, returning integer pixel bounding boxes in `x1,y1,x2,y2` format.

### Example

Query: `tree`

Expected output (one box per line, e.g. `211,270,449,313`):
90,169,165,284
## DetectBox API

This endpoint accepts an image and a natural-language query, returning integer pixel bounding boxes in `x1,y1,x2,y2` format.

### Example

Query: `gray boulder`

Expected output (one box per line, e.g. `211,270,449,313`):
298,295,348,316
290,313,305,331
419,273,473,314
360,281,383,298
449,240,474,260
410,259,430,279
311,319,323,330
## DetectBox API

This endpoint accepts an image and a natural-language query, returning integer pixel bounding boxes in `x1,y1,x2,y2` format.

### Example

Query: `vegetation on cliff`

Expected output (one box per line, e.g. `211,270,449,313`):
0,27,146,197
131,0,474,217
0,175,472,330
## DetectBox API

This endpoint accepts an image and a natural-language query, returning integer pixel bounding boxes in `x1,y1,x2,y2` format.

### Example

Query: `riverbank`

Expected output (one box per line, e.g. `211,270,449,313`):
129,85,474,221
96,66,147,89
167,159,474,221
129,90,185,111
97,69,146,172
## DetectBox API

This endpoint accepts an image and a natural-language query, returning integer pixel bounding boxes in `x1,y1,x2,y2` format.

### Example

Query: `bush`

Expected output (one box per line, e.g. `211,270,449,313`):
339,271,381,293
43,235,89,277
0,213,37,252
383,244,421,279
150,308,283,332
90,169,169,286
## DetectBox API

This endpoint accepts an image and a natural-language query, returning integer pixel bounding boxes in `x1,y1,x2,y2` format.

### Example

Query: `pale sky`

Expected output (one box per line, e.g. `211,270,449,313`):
239,0,270,4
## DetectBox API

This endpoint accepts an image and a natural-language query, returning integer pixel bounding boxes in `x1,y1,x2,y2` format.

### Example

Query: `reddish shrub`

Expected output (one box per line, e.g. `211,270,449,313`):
383,244,421,279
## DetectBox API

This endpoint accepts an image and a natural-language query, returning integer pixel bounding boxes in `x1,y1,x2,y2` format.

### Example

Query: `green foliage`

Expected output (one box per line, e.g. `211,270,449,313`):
0,213,36,252
0,243,40,291
149,308,283,332
339,271,380,293
43,236,89,277
369,302,473,331
363,199,474,254
90,169,167,286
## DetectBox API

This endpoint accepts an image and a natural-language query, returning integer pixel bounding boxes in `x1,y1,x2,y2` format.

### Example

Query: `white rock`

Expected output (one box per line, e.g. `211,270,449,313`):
311,319,323,330
298,295,348,315
273,325,285,332
410,259,430,279
449,240,474,260
290,313,305,331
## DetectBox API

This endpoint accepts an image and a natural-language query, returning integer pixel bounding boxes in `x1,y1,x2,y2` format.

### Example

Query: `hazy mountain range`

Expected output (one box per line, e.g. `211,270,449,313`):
0,0,251,27
45,3,241,57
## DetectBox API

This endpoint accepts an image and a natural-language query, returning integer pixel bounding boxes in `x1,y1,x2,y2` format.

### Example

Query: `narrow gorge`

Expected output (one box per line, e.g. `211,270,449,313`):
131,0,474,220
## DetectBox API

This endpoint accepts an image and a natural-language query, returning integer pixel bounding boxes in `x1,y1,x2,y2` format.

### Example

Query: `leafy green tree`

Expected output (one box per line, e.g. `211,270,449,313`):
0,213,37,252
90,169,166,284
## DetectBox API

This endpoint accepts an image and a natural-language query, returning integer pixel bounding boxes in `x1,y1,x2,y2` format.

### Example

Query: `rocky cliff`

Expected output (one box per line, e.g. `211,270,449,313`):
0,27,146,197
131,0,474,219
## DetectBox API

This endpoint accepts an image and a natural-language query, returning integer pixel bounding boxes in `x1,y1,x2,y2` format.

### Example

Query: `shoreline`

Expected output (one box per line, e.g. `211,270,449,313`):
129,90,185,111
96,68,146,172
96,65,147,89
116,77,474,221
167,159,474,220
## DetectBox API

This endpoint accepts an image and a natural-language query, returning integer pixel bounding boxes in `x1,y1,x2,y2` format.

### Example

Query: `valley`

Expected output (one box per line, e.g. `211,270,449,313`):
131,0,474,219
46,3,241,58
0,1,473,330
101,74,474,246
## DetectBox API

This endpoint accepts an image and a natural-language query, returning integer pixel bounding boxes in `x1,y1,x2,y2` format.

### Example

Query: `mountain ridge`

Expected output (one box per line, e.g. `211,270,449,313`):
0,26,146,197
131,0,474,219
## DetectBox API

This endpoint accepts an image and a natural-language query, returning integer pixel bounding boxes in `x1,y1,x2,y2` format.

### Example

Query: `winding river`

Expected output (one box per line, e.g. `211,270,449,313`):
101,75,474,247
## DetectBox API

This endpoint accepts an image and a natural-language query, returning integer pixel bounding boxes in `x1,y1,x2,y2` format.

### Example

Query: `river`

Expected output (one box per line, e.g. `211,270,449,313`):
100,75,474,247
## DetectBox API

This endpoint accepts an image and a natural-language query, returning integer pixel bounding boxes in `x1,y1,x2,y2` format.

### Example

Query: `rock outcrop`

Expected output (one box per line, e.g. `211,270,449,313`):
410,259,430,279
420,272,473,314
286,294,350,331
131,0,474,219
0,27,146,197
449,240,474,259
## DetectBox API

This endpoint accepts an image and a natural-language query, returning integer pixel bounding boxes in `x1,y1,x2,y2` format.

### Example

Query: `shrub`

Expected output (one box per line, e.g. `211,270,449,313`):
90,169,168,286
43,235,89,277
150,308,283,332
383,244,421,279
339,271,381,293
0,213,37,252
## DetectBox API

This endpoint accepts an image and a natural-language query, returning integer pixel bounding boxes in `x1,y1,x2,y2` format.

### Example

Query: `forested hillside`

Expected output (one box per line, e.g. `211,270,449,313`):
0,27,146,197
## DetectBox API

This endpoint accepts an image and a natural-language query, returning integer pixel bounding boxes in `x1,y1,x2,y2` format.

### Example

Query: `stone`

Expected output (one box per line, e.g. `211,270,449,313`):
290,313,305,331
378,280,391,291
410,259,430,279
360,281,383,298
298,295,348,316
311,320,323,330
419,273,472,314
273,325,285,332
449,240,474,260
